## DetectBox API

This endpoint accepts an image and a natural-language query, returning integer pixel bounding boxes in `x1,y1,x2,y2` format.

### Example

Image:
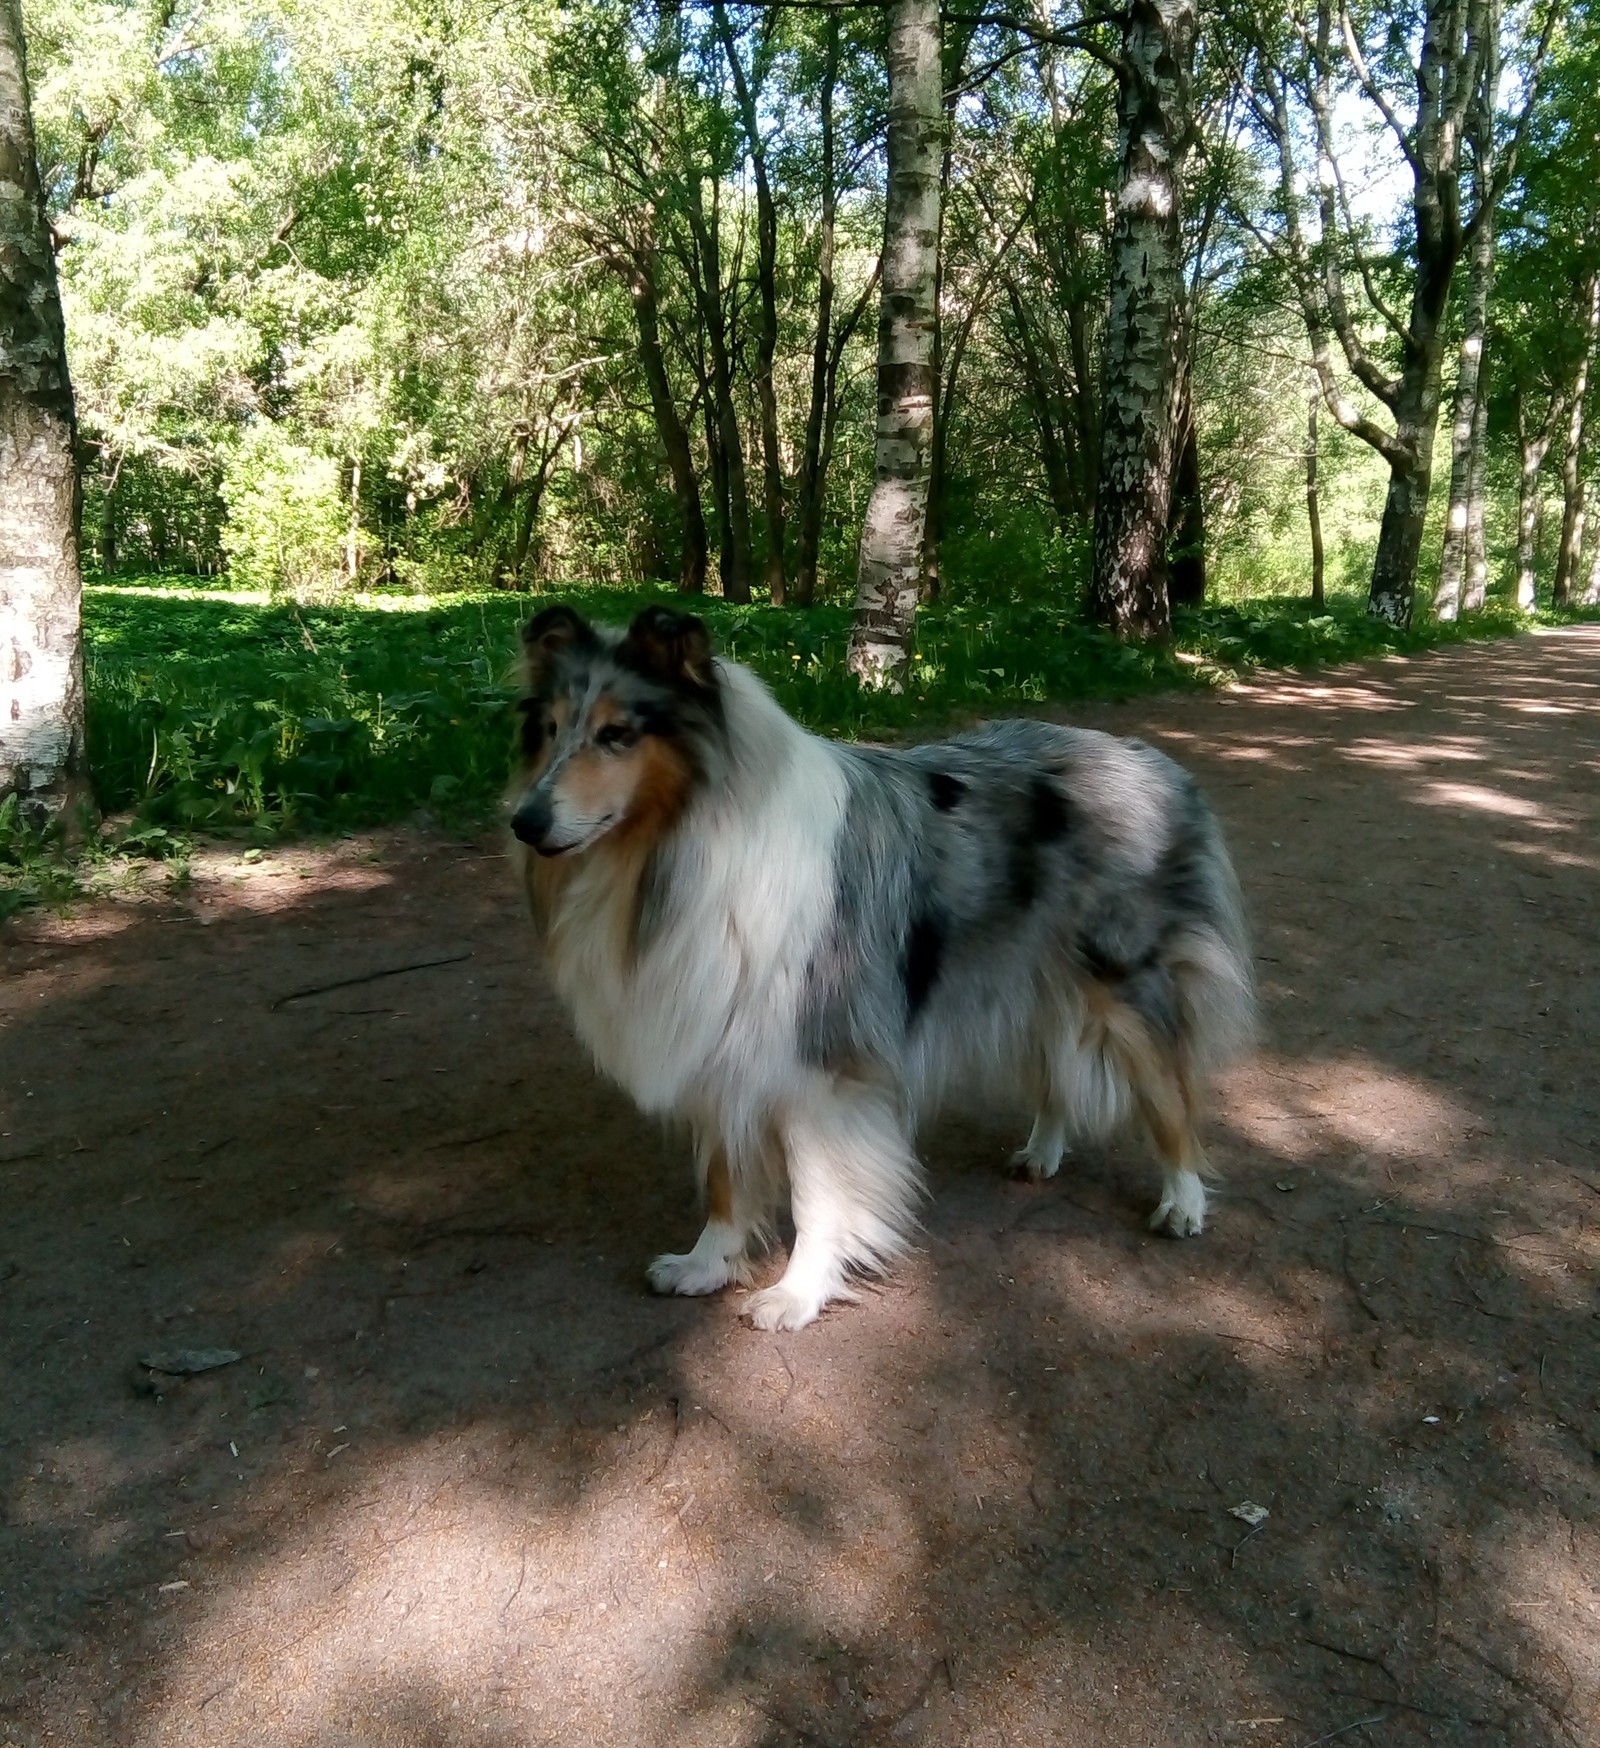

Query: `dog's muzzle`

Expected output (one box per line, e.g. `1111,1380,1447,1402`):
510,792,555,851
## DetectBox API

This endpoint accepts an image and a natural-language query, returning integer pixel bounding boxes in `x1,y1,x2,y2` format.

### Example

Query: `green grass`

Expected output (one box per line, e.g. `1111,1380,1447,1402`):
1,577,1590,920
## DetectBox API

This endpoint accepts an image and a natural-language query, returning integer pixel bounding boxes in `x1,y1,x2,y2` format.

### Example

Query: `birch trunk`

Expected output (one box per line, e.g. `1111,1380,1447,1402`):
794,15,840,609
1088,0,1197,641
1582,493,1600,606
1436,212,1495,619
1436,1,1499,621
847,0,941,686
1,0,90,822
1462,379,1490,610
1552,272,1599,608
1514,387,1557,609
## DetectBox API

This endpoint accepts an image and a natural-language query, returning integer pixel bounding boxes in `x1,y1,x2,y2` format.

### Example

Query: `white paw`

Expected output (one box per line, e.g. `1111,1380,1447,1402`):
647,1250,750,1296
1010,1146,1061,1183
1148,1173,1207,1238
742,1281,827,1332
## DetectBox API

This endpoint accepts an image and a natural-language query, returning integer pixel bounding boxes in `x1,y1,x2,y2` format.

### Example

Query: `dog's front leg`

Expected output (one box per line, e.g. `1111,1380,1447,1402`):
648,1142,758,1297
744,1086,920,1332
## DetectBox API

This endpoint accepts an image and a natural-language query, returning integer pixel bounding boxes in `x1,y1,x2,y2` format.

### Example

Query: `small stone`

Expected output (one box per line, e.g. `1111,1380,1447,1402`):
139,1347,241,1376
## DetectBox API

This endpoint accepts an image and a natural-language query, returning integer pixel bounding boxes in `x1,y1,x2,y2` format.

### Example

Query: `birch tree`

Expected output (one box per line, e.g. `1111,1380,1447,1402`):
1244,0,1553,626
1,0,89,823
1551,271,1599,606
1435,0,1502,621
1087,0,1198,641
847,0,942,685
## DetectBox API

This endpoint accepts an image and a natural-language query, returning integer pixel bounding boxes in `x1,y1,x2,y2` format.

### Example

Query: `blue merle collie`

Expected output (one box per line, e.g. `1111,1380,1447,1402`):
509,604,1254,1331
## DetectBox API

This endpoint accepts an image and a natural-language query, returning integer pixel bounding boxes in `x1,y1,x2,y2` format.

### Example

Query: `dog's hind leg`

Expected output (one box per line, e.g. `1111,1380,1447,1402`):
744,1083,922,1332
1125,1041,1210,1239
648,1142,761,1297
1085,986,1211,1238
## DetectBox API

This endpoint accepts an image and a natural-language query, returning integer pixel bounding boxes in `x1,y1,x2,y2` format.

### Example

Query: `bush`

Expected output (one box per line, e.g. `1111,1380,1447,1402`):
221,426,348,601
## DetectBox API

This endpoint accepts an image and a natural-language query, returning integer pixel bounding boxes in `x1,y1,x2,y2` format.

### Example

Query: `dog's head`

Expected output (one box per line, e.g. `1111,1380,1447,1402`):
509,604,722,858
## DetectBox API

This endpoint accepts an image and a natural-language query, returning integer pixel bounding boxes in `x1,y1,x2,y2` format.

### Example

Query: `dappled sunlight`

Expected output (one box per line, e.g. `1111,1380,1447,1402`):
1497,838,1600,873
1340,734,1486,768
6,630,1600,1745
1419,780,1570,828
1227,1051,1479,1170
1227,679,1416,713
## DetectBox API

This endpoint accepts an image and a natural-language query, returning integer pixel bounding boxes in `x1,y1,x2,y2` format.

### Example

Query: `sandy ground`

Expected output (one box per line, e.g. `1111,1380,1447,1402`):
2,625,1597,1748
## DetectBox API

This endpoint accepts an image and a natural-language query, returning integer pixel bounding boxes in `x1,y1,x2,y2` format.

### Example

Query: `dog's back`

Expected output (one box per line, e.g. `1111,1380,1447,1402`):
798,719,1255,1132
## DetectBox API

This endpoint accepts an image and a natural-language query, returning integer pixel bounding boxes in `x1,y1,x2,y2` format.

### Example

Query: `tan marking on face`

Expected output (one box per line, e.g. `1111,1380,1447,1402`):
535,718,695,968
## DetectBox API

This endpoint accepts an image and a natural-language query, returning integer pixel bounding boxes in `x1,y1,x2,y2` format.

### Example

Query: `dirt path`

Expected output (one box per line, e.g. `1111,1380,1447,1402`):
3,626,1597,1748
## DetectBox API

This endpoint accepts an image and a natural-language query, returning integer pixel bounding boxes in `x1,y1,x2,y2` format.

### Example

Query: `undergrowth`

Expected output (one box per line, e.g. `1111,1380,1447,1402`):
2,579,1589,920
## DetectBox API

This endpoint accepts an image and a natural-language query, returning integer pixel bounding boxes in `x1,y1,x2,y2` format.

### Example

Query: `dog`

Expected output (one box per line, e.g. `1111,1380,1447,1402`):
508,604,1255,1331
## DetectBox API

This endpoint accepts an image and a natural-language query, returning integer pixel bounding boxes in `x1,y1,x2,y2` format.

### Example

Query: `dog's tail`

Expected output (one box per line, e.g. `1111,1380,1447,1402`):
1162,784,1256,1089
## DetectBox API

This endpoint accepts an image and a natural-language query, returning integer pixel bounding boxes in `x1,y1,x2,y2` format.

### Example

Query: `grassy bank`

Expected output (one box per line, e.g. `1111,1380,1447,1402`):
1,579,1589,919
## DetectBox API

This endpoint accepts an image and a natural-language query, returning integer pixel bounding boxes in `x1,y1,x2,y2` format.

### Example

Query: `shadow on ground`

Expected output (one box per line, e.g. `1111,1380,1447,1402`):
1,628,1597,1747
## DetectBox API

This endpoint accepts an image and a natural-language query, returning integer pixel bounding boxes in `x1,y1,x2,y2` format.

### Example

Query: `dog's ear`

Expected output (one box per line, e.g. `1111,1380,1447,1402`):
622,606,715,690
521,605,594,685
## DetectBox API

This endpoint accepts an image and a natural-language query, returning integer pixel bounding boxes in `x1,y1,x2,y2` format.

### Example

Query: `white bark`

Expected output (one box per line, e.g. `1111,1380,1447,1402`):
1461,377,1490,611
1436,224,1495,619
847,0,941,688
1,0,89,822
1553,273,1599,608
1435,0,1499,621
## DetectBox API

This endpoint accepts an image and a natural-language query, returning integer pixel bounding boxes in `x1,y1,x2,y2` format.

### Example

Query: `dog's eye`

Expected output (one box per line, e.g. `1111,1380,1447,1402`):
595,722,638,753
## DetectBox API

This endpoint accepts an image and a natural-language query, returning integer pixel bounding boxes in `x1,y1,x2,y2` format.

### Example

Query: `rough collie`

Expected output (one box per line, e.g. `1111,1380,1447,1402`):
509,604,1254,1331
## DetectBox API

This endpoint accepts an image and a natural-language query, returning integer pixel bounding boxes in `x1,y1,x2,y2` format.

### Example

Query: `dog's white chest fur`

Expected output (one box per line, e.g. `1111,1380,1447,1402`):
543,670,846,1127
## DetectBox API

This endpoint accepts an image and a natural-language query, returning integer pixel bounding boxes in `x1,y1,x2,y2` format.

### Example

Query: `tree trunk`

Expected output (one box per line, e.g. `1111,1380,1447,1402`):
345,455,361,584
1004,278,1080,531
847,0,942,686
1088,0,1197,642
1436,211,1495,620
1306,389,1325,609
1514,388,1554,610
98,461,117,576
1166,368,1204,608
1,0,90,823
688,179,753,604
1462,378,1490,611
1553,272,1599,608
1582,487,1600,606
627,253,707,594
794,15,840,610
713,4,784,601
1367,280,1449,628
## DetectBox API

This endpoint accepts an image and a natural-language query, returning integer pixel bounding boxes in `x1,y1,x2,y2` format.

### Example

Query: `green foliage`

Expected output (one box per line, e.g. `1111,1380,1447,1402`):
220,427,349,598
74,582,1579,850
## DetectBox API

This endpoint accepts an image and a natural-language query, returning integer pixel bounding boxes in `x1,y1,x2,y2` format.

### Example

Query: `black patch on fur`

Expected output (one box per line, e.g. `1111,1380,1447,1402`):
1029,776,1072,841
928,770,965,811
1008,840,1039,911
1122,959,1181,1042
903,912,945,1019
516,699,548,762
1077,934,1127,981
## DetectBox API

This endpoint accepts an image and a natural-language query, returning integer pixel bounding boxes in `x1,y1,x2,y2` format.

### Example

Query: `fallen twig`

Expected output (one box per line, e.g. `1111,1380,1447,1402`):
1298,1713,1387,1748
269,952,471,1011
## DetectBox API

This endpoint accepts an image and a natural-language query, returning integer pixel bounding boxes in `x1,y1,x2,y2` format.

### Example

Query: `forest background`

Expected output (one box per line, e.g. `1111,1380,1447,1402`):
4,0,1600,876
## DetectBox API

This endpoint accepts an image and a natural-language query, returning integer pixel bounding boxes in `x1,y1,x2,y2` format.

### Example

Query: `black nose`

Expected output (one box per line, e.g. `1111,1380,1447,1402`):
511,793,552,848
